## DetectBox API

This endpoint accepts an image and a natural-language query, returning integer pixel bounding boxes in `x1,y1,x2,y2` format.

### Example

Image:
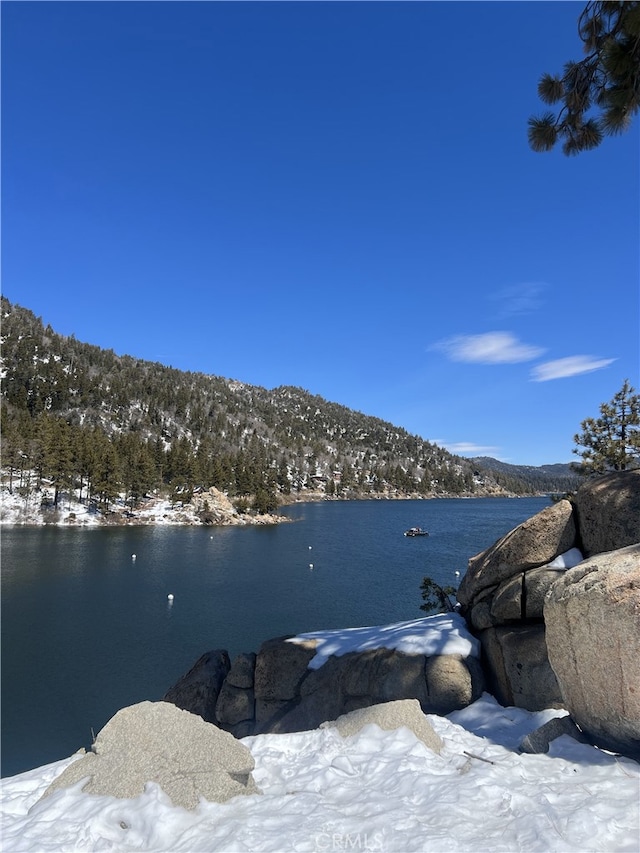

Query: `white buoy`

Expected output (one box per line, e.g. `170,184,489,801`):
167,593,174,602
309,563,314,569
309,546,312,550
132,554,136,561
455,571,460,577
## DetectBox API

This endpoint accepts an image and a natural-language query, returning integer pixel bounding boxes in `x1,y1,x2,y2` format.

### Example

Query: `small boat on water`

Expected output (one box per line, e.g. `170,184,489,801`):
404,527,429,537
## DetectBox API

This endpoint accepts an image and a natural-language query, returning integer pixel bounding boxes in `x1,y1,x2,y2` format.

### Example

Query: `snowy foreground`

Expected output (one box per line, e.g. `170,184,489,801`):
2,692,638,853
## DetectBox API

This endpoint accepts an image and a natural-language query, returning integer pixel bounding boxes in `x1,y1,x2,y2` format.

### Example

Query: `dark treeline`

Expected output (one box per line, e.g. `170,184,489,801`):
470,457,581,496
0,297,579,513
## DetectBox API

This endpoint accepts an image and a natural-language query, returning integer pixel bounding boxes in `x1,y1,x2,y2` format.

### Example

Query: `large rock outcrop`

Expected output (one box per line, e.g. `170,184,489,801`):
457,499,577,608
456,470,640,752
544,544,640,758
41,701,260,810
163,649,230,723
164,624,485,737
216,652,257,737
457,503,581,710
572,470,640,556
479,623,563,711
257,644,484,734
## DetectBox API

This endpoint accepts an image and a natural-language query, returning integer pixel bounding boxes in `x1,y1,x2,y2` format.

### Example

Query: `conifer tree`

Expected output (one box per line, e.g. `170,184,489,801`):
277,455,291,494
419,577,457,614
573,380,640,472
41,417,74,506
253,485,278,515
529,2,640,154
91,439,122,509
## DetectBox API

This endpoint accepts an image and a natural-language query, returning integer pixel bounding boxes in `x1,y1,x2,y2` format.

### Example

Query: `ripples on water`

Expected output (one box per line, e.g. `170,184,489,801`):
1,496,549,776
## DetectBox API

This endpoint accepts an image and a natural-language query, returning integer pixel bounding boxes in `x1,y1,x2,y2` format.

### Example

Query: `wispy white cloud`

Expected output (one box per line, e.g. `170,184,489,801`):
442,442,501,457
434,332,545,364
531,355,616,382
489,282,547,318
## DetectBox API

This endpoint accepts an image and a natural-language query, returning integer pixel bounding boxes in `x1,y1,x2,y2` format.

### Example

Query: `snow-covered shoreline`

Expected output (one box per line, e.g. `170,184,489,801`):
2,693,638,852
0,484,284,528
0,485,542,530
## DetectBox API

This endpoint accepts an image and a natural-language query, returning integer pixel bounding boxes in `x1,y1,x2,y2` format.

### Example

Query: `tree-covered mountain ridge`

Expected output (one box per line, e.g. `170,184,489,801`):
0,297,581,515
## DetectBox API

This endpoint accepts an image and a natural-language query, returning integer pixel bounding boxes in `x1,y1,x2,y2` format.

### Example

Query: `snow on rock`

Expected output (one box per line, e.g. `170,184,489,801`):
546,548,584,569
288,613,481,669
1,694,638,852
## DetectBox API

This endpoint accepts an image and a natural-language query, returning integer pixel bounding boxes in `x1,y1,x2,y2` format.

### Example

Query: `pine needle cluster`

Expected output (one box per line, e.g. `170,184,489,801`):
529,2,640,154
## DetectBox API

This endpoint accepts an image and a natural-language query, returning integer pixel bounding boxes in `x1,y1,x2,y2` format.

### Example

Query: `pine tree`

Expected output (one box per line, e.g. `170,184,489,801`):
41,417,74,506
119,434,157,507
573,380,640,472
277,455,291,495
253,486,278,515
91,439,122,509
419,577,457,614
529,2,640,154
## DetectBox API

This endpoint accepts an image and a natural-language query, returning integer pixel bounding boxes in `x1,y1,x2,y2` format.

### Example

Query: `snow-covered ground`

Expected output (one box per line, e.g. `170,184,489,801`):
0,480,281,527
2,693,638,852
0,484,203,527
0,485,102,526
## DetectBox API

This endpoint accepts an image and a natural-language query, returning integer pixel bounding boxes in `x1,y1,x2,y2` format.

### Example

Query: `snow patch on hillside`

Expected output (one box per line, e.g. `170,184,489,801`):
0,476,284,528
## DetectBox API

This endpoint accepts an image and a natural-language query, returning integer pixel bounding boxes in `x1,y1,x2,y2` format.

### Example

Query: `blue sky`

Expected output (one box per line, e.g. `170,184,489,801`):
2,2,638,466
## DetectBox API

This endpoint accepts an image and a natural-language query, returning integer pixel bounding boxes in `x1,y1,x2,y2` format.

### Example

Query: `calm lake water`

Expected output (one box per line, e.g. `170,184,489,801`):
1,496,549,777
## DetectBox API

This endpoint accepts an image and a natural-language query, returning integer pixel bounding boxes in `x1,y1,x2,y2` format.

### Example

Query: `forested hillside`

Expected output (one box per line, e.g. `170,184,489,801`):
470,457,581,495
0,298,579,513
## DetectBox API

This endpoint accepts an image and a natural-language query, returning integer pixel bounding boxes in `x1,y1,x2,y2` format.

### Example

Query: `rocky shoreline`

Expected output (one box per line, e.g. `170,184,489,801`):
159,470,640,760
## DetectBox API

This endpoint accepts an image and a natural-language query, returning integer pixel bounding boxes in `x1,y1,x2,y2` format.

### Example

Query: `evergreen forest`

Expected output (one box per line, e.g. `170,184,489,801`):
0,297,581,514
